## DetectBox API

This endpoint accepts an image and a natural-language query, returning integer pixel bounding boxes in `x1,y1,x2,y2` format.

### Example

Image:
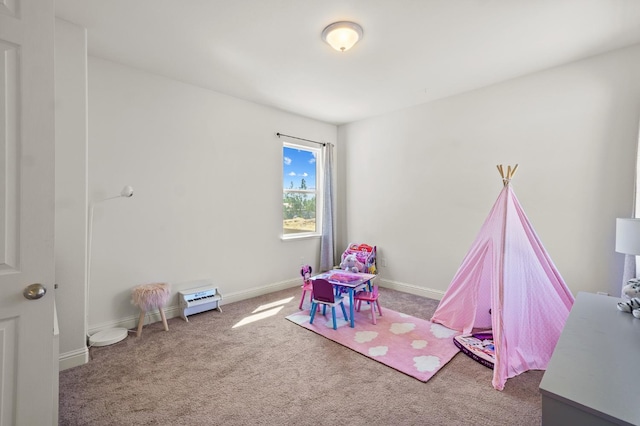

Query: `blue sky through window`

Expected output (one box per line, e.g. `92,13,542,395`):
283,146,316,190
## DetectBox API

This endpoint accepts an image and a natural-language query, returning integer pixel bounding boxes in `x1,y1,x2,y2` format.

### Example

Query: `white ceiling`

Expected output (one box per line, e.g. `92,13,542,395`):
55,0,640,125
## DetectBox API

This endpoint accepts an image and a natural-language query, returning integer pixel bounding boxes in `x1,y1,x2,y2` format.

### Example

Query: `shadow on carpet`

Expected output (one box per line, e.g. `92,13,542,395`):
286,303,460,382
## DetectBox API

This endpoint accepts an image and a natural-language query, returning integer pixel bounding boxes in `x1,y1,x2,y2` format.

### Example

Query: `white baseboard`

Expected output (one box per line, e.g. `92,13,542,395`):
378,278,445,301
84,277,441,335
71,277,441,369
86,278,301,336
59,347,89,371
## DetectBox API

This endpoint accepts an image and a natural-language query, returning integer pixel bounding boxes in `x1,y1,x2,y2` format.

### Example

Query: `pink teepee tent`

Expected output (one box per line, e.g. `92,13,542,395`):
431,165,574,390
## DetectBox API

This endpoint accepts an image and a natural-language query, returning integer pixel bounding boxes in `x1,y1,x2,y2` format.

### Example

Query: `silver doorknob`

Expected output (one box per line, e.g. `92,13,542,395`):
23,283,46,300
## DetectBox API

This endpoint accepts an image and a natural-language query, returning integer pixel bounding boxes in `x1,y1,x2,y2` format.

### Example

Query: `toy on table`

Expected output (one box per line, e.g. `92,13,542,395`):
340,253,363,273
617,278,640,319
340,243,377,274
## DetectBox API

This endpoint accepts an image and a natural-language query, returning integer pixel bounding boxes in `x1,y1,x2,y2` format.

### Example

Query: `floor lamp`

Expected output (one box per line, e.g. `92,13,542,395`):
87,185,134,347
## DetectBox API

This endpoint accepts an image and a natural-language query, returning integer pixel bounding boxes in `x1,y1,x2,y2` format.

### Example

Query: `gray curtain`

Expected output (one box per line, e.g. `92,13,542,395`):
320,144,335,272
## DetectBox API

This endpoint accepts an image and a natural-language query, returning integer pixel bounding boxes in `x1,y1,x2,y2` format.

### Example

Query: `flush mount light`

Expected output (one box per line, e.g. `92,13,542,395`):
321,21,363,52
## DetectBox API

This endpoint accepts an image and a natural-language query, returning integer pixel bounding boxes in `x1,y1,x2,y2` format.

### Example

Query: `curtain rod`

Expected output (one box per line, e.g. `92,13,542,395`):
276,132,331,147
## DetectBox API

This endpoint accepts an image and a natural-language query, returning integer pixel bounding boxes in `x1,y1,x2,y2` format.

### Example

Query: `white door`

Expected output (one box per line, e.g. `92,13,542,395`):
0,0,57,425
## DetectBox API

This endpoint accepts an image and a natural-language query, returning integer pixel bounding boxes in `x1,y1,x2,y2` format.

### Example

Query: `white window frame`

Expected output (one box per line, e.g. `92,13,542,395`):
282,141,323,240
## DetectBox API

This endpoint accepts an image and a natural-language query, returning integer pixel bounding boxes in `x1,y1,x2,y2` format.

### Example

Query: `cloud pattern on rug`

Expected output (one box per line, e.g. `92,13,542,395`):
286,305,460,382
413,355,441,372
369,346,389,356
390,322,416,334
430,323,458,338
355,331,378,343
412,340,428,349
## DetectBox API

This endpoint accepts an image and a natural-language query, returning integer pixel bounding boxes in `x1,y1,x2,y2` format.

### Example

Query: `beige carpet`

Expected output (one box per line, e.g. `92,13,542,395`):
59,286,543,425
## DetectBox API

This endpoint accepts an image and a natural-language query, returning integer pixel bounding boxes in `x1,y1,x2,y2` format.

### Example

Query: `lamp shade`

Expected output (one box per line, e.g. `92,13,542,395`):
615,218,640,255
322,21,363,52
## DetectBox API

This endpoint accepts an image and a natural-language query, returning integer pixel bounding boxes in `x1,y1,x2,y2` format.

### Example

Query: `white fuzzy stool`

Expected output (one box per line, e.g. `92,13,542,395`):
131,283,171,337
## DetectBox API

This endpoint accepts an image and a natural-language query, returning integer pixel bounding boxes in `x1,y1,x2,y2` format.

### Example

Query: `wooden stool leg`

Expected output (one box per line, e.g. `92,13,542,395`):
159,307,169,331
137,310,146,337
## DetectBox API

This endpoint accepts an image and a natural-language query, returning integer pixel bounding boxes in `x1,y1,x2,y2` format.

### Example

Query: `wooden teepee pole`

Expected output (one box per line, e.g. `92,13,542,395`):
510,164,519,179
497,164,518,185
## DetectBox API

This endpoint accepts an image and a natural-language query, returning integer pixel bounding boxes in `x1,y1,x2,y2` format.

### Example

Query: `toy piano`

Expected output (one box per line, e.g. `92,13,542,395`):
178,284,223,322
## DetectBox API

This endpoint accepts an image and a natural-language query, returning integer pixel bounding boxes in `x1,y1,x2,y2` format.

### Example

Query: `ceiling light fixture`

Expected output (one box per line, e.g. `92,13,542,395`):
321,21,363,52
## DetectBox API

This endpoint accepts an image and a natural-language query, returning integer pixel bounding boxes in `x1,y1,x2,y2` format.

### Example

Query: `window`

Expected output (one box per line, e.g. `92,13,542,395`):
282,142,322,238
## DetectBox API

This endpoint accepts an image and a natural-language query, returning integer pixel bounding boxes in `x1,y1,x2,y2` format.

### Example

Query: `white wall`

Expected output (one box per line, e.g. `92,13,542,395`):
61,36,640,367
338,44,640,298
54,18,88,369
86,57,337,332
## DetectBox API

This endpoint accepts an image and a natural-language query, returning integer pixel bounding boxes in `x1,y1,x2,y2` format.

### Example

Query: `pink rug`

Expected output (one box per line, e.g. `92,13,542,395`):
286,303,460,382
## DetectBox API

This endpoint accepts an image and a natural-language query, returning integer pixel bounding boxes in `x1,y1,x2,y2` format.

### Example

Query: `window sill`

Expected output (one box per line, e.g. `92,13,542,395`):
281,233,321,241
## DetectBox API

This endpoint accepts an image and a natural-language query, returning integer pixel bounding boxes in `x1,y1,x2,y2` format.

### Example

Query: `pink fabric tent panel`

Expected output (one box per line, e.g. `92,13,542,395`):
432,184,574,390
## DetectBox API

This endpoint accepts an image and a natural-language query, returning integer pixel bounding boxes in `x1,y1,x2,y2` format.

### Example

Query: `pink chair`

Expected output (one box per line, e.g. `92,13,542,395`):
309,279,349,330
353,285,382,325
298,265,314,310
